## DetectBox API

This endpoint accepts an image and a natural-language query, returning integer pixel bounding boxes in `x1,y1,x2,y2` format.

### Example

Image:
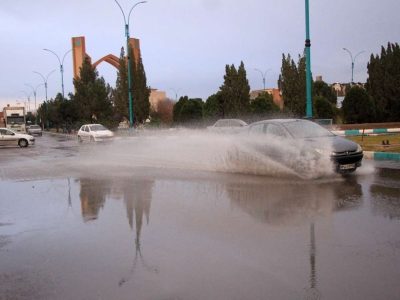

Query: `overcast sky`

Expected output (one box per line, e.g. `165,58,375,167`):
1,0,399,109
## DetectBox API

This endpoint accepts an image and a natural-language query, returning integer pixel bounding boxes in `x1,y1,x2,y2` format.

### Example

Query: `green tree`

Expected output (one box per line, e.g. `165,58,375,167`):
59,96,78,132
173,96,188,123
173,96,204,124
72,56,113,124
203,92,224,118
130,48,150,125
278,53,307,116
342,86,375,124
250,92,280,114
237,62,251,113
314,96,335,119
113,47,129,121
25,112,36,125
46,93,64,130
219,61,251,117
37,101,49,128
366,42,400,121
313,81,337,105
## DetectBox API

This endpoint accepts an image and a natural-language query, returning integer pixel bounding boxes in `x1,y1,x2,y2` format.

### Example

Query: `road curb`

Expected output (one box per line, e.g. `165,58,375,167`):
363,151,400,161
332,128,400,136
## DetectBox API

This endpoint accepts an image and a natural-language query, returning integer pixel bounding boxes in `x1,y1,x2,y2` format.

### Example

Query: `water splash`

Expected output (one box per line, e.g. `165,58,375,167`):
75,129,336,180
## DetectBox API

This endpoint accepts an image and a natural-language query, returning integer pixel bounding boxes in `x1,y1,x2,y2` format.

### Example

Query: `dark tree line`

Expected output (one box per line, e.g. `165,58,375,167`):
37,42,400,129
37,46,151,131
278,43,400,124
341,42,400,123
173,61,279,125
278,54,307,117
366,42,400,122
278,53,338,120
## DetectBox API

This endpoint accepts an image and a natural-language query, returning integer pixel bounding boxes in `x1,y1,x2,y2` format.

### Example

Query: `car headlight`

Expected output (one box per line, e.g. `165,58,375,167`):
315,148,332,156
357,144,363,153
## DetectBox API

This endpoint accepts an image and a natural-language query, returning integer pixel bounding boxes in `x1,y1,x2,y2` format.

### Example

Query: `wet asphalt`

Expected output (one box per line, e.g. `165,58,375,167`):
0,133,399,300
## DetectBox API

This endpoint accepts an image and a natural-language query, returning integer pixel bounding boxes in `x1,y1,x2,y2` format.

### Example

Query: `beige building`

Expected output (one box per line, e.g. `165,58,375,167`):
149,89,167,112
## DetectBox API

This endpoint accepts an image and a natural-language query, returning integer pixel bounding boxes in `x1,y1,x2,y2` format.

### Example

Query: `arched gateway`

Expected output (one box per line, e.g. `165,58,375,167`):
71,36,166,112
72,36,141,79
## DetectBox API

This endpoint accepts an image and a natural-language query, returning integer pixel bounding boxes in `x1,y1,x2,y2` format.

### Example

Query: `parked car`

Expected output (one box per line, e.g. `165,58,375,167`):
244,119,363,174
77,124,114,142
27,125,43,136
207,119,248,133
0,128,35,147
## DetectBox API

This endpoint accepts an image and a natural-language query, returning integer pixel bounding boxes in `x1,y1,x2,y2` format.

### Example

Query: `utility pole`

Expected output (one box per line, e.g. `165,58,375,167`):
114,0,147,127
305,0,313,118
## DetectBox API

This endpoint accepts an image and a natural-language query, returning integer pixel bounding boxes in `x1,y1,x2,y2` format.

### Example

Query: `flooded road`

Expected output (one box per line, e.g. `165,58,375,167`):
1,133,400,299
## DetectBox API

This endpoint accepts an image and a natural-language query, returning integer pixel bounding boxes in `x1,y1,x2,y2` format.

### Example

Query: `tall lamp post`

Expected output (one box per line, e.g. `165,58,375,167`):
254,68,271,91
343,48,365,85
114,0,147,128
33,70,55,129
20,90,31,113
305,0,313,118
43,48,72,99
169,88,180,101
33,69,56,103
25,83,44,115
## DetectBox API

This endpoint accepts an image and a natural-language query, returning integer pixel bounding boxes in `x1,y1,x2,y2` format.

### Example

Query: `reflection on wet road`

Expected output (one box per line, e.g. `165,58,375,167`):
0,133,399,300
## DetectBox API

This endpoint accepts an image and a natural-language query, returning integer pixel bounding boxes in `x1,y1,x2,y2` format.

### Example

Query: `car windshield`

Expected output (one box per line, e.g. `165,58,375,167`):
283,120,334,138
90,125,107,131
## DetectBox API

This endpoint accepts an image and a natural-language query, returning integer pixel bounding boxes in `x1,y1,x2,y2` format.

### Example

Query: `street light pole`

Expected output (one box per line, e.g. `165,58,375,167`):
33,69,56,103
25,83,44,114
343,48,365,85
170,88,180,101
20,90,31,113
254,68,271,91
43,49,72,99
33,70,55,129
305,0,313,118
114,0,147,128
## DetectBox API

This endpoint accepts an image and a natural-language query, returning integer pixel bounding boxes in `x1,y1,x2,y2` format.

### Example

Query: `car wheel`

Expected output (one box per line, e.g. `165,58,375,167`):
90,136,94,142
78,136,83,143
18,139,28,148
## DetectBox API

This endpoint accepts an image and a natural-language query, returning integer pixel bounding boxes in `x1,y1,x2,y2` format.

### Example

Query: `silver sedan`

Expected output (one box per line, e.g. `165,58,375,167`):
0,128,35,148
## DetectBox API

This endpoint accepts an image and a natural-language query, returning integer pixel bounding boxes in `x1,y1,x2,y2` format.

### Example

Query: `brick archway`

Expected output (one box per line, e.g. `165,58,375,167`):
72,36,141,79
92,54,120,70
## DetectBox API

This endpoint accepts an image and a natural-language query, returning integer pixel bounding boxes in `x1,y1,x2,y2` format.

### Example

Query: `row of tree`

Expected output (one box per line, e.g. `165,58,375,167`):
173,57,338,125
173,62,281,125
341,43,400,123
38,41,400,129
277,42,400,124
37,47,150,131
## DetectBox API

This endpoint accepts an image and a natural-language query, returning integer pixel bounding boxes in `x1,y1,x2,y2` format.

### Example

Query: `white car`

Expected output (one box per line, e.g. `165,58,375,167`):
27,125,43,136
207,119,248,134
77,124,114,142
0,128,35,148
